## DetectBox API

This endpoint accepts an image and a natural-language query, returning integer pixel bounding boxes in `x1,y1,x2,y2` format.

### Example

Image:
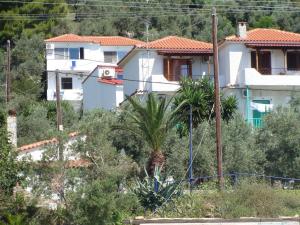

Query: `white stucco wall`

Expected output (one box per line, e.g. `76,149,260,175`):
83,67,124,111
18,136,81,161
83,70,101,111
47,71,85,101
123,50,215,95
224,87,293,118
123,51,143,96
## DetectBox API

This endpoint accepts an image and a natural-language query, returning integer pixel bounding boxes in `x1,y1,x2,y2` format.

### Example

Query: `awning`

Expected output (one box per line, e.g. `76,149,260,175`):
250,102,273,113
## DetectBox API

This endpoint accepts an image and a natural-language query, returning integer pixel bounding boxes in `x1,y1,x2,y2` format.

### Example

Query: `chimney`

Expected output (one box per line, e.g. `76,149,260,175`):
237,22,247,38
7,109,17,147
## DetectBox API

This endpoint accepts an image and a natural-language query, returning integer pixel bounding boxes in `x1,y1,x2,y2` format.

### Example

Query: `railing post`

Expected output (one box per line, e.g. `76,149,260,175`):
246,86,251,124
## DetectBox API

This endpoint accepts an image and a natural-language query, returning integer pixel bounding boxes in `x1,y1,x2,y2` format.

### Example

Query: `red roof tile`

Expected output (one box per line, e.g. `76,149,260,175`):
139,36,213,52
45,34,144,46
18,132,79,152
66,159,91,168
225,28,300,44
98,78,123,85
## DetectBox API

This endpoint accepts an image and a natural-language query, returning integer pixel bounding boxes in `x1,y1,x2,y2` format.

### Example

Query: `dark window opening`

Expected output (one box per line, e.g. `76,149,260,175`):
287,51,300,71
61,77,73,89
80,47,84,59
104,51,117,63
251,51,271,75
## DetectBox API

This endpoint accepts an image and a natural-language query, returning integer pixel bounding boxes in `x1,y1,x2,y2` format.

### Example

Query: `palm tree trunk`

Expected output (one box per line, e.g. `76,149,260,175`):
147,150,165,176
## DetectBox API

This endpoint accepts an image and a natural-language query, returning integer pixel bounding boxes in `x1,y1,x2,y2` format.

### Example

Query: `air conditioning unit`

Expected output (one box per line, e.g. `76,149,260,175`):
101,67,116,77
46,43,54,49
103,69,111,76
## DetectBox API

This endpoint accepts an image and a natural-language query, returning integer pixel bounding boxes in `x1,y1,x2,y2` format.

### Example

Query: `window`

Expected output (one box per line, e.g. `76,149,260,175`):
61,77,73,89
287,51,300,71
54,48,68,59
69,48,79,59
163,58,192,81
80,47,84,59
54,48,84,60
104,51,117,63
251,51,271,75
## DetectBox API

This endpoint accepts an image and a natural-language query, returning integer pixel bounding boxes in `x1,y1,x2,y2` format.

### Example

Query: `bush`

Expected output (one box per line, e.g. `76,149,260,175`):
158,181,300,218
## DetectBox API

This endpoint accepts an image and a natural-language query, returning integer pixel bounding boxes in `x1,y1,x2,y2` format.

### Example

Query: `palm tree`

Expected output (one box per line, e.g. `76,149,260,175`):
173,77,237,134
117,93,178,175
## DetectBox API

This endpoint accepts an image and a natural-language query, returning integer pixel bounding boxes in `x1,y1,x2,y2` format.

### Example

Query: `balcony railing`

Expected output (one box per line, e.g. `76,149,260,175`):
244,68,300,87
248,118,263,128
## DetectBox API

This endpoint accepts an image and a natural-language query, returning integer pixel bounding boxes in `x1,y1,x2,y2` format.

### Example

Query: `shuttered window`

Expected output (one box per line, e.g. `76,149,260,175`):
287,51,300,71
163,58,192,81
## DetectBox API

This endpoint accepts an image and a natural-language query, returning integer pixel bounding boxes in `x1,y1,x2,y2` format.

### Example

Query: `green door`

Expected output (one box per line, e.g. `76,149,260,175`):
252,99,271,127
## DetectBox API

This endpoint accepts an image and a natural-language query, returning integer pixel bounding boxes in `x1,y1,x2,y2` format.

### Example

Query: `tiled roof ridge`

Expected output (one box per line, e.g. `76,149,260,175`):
138,35,212,49
225,28,300,42
45,34,145,45
98,77,124,85
18,132,79,152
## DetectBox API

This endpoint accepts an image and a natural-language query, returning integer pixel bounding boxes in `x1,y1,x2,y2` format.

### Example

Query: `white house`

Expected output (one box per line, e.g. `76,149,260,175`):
82,65,124,111
118,36,213,96
219,23,300,127
45,34,144,109
17,132,84,162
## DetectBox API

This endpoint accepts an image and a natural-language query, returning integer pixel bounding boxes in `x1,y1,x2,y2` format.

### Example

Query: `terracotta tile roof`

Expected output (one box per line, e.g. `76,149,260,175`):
18,132,79,152
45,34,144,46
225,28,300,45
139,36,213,52
66,159,91,168
98,77,123,85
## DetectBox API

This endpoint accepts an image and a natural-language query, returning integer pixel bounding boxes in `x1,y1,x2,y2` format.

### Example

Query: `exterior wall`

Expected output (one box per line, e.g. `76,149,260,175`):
219,44,231,87
220,42,250,87
98,83,120,110
115,85,124,108
83,70,101,111
123,51,143,96
224,88,292,118
47,71,85,101
124,50,215,95
83,68,124,111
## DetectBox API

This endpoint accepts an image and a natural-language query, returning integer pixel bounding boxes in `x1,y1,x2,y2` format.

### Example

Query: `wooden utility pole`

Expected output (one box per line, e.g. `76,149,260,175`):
6,40,11,103
212,7,224,189
55,69,63,132
55,69,64,205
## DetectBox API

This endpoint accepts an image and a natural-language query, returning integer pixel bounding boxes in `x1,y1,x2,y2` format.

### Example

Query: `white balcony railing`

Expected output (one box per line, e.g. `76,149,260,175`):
243,68,300,88
47,59,99,72
150,75,180,93
47,89,83,101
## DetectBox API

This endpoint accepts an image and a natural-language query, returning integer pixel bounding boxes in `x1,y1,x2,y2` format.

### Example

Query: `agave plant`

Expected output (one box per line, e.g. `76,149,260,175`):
133,166,182,212
0,214,27,225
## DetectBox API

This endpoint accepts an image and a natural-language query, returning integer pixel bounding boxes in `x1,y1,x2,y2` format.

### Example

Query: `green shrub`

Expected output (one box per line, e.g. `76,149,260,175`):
158,181,300,218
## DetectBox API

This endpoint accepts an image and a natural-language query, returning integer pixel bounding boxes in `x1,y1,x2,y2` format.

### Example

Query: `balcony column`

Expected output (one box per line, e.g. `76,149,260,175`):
207,56,211,78
283,48,287,74
167,57,170,80
246,86,251,124
255,49,259,71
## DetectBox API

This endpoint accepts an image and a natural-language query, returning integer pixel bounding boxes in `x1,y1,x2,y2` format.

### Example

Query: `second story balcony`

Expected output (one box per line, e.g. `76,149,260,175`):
47,59,100,72
243,68,300,88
